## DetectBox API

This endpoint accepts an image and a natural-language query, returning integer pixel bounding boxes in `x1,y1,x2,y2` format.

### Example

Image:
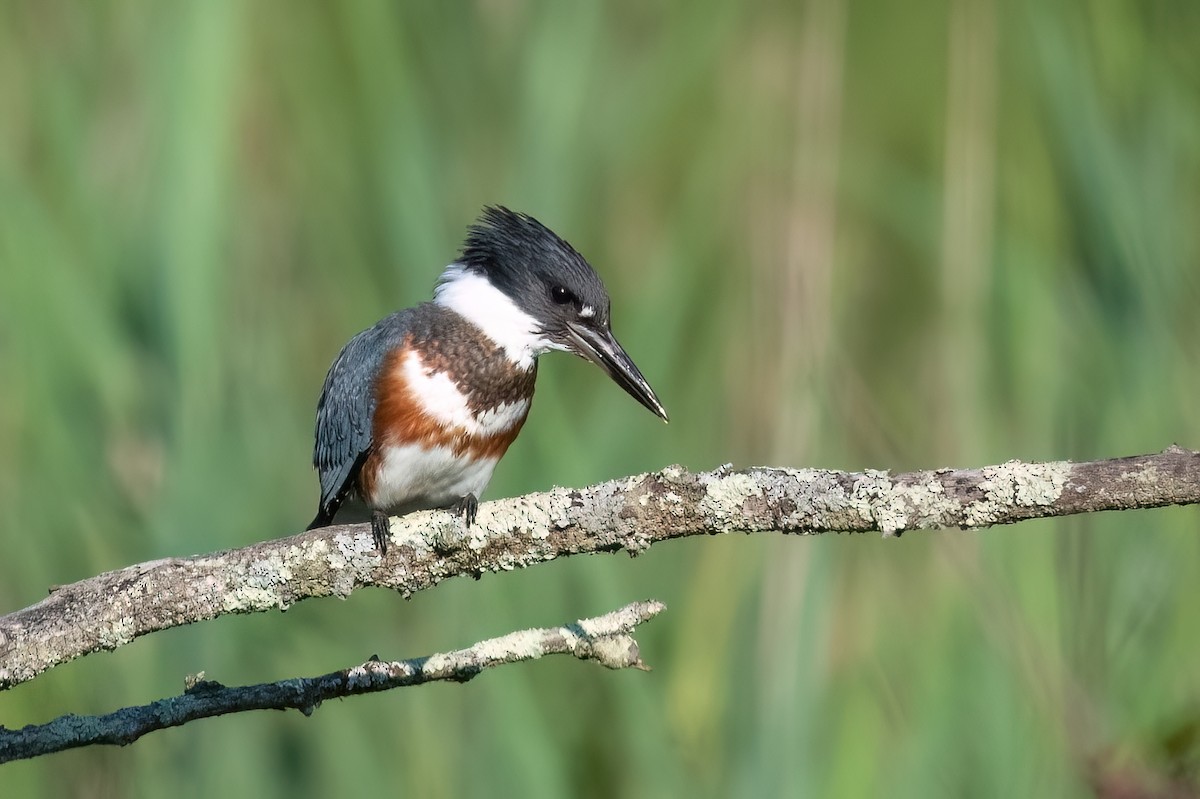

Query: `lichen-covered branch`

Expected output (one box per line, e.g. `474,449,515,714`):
0,600,664,764
2,446,1198,693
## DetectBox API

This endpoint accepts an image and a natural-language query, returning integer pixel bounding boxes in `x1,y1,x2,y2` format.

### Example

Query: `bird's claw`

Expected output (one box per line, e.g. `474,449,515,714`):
453,493,478,526
371,510,391,554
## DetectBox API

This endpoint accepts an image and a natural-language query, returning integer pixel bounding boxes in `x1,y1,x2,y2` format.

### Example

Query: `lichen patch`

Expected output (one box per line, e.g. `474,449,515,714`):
699,471,761,531
962,460,1069,527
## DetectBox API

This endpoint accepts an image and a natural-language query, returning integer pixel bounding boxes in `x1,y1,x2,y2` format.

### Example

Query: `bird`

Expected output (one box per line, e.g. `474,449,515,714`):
307,206,669,553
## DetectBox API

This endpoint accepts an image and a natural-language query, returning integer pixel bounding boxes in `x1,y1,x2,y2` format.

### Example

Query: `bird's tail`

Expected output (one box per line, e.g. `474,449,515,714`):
306,508,333,531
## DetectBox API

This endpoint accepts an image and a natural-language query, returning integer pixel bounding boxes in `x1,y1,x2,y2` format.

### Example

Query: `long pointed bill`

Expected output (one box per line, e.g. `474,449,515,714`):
566,322,669,422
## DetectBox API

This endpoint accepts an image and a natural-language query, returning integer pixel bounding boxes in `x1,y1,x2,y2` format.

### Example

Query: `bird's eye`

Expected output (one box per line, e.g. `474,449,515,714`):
551,285,576,305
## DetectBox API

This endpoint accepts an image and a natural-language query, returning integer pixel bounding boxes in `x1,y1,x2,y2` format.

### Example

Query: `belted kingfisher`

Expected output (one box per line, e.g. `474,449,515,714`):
307,206,669,552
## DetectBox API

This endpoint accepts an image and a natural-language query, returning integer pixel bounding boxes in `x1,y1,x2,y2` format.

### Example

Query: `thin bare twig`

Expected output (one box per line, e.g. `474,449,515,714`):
0,600,665,764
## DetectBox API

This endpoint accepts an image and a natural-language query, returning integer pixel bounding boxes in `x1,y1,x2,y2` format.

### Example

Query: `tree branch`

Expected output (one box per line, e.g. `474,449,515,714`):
2,446,1198,694
0,599,664,764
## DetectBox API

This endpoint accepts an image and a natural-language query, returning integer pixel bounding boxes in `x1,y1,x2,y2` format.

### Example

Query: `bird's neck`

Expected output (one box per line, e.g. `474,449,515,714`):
433,265,552,370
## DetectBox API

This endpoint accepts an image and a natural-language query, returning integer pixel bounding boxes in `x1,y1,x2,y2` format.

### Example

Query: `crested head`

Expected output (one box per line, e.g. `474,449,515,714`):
434,206,611,364
434,206,669,420
458,206,611,325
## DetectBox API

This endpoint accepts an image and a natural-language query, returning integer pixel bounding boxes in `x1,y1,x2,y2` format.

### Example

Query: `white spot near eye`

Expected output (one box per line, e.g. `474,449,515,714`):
580,305,595,318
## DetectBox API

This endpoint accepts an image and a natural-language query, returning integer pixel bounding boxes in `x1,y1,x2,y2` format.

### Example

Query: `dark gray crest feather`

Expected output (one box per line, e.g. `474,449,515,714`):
455,206,611,326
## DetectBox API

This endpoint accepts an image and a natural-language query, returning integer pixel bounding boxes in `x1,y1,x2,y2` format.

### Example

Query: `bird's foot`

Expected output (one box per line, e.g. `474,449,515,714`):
370,509,391,555
453,493,479,526
432,494,479,554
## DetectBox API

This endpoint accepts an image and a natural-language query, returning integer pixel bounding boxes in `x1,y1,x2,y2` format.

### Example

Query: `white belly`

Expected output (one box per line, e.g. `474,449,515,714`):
370,443,498,515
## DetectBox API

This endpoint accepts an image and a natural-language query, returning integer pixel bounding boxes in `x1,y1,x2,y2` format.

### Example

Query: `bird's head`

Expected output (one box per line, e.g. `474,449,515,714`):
435,206,668,422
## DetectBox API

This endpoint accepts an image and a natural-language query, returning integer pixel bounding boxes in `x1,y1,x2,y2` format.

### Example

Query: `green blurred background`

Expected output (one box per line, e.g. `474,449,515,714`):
2,0,1199,796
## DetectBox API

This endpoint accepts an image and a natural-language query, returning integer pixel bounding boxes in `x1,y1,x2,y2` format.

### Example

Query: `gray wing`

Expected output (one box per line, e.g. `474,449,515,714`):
310,311,413,525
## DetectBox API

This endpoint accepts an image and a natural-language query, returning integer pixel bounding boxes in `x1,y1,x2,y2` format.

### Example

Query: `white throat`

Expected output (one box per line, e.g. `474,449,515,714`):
434,264,555,369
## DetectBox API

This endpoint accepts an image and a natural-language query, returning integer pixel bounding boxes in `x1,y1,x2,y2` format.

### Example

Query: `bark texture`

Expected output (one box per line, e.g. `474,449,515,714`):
2,446,1197,694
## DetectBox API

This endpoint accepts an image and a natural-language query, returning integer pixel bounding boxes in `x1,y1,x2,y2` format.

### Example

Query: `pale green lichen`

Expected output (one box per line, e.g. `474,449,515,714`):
321,532,367,568
875,473,963,535
659,489,687,517
1012,463,1068,505
660,464,686,480
303,537,331,565
222,585,283,613
585,635,639,669
316,534,375,597
699,471,762,530
387,514,435,553
347,659,414,688
847,470,896,531
320,537,350,570
790,468,826,485
480,494,555,542
547,487,575,530
622,529,654,555
745,468,843,531
962,460,1070,527
96,616,137,649
248,554,292,586
1129,464,1160,489
621,473,650,496
220,554,298,612
470,628,550,662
